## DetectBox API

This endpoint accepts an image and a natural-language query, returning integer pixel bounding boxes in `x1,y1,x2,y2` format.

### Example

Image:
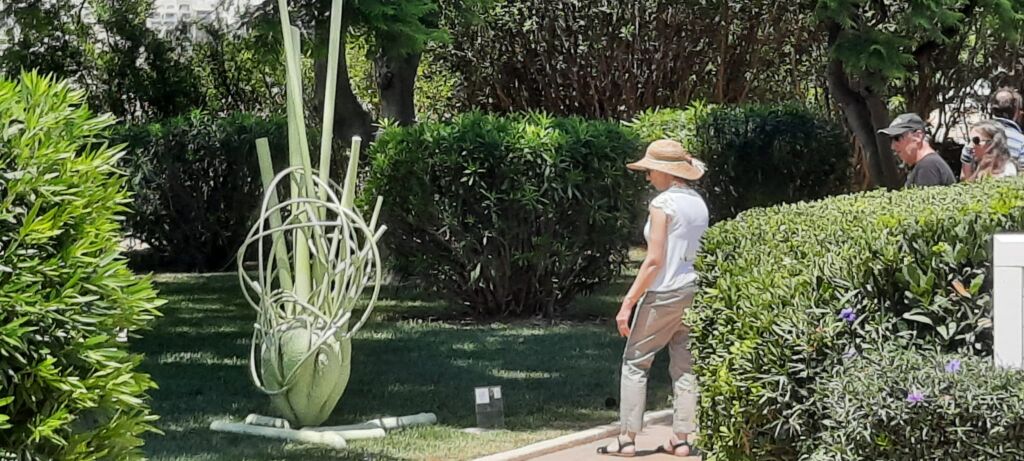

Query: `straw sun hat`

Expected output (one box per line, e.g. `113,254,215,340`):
626,139,706,181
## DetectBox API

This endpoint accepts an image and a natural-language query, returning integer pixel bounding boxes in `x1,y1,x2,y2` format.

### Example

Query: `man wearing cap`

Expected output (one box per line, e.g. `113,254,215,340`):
878,113,956,188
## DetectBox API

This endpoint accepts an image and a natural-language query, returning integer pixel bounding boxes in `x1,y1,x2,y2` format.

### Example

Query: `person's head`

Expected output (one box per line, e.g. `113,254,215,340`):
968,120,1007,160
626,139,705,191
969,120,1010,178
989,87,1022,122
878,113,930,165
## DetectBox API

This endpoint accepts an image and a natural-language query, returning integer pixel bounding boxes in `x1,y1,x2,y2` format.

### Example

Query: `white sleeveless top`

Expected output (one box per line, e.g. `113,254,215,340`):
642,186,709,292
996,162,1018,178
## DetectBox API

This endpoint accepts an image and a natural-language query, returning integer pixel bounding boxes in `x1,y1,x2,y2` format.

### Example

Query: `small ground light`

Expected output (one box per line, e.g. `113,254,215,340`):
474,386,505,429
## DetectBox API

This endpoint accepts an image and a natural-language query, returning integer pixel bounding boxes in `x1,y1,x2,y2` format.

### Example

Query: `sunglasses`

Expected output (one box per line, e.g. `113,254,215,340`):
971,136,992,146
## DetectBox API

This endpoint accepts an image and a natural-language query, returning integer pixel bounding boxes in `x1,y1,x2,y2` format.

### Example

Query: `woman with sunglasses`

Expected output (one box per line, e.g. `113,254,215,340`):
597,139,708,458
964,120,1019,181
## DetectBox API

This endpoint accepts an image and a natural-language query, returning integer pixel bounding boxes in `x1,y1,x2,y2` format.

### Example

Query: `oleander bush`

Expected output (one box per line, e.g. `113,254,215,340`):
0,73,163,459
363,111,646,317
114,112,288,271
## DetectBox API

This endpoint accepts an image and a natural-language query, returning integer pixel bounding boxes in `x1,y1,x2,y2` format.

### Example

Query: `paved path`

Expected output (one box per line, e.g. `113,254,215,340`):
530,421,700,461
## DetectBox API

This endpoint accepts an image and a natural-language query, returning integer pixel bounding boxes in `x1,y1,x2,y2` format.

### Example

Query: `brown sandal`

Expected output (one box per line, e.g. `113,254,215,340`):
596,437,636,457
656,439,702,457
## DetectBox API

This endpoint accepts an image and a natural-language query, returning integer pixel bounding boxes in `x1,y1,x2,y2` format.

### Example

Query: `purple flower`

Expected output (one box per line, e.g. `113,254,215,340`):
907,390,925,404
945,359,961,373
839,308,857,323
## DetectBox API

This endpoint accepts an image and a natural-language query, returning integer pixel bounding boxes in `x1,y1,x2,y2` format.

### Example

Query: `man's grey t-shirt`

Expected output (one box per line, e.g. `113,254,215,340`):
907,153,956,187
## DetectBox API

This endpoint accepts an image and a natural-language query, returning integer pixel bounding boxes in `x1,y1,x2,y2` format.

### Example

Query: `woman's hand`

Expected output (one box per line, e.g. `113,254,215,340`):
616,206,666,338
616,297,636,337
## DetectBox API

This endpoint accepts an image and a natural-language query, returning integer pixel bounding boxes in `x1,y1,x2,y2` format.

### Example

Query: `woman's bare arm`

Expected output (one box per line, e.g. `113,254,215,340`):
616,207,669,337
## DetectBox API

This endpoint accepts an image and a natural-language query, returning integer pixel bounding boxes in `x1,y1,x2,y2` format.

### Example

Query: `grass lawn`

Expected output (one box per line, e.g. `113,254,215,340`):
134,265,674,460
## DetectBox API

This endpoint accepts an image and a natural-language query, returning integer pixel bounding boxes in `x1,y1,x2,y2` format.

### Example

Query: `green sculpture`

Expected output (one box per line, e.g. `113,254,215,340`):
210,0,435,447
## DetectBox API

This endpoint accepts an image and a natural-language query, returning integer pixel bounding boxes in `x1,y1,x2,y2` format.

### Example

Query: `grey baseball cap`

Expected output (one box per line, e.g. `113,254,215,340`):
878,113,926,136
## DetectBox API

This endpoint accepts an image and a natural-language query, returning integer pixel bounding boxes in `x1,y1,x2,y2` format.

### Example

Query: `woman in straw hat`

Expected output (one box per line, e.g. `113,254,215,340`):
597,139,708,457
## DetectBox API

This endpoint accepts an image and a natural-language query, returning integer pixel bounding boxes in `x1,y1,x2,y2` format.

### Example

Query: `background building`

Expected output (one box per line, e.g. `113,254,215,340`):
148,0,258,39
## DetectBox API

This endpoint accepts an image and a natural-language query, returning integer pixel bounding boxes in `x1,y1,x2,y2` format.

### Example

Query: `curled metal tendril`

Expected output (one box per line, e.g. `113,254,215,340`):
237,166,384,395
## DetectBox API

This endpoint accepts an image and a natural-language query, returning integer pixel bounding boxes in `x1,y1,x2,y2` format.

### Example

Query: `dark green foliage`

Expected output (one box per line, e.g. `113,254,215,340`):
439,0,818,118
0,0,202,122
690,178,1024,460
690,103,851,221
0,1,90,79
817,0,1021,88
629,103,851,222
114,112,289,271
172,21,289,116
85,0,202,121
0,73,163,458
807,350,1024,460
625,105,690,145
251,0,447,54
363,112,646,317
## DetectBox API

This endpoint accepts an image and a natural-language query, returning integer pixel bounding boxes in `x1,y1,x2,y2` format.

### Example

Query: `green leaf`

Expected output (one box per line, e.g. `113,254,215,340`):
902,313,934,326
936,322,958,341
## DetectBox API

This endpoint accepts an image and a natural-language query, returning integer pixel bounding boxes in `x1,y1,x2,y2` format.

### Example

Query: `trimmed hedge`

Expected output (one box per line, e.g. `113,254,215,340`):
690,177,1024,460
118,102,847,271
362,111,646,317
0,74,163,458
808,350,1024,460
628,103,851,222
114,112,288,271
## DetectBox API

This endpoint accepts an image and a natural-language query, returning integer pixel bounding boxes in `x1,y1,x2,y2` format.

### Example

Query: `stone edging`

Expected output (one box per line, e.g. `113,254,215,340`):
471,409,673,461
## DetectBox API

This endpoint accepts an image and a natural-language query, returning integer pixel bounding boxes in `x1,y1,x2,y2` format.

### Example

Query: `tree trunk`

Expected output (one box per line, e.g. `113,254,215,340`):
375,50,421,126
825,58,903,189
824,24,902,189
313,26,374,150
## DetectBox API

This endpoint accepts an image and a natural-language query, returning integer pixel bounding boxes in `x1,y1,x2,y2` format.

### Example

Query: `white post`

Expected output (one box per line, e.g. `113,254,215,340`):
993,233,1024,369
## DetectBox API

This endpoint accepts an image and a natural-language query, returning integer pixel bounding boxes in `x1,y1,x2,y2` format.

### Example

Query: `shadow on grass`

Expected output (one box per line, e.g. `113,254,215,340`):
136,272,670,461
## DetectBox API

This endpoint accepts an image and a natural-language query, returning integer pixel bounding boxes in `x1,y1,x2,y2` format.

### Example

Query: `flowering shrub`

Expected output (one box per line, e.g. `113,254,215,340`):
806,350,1024,460
690,178,1024,460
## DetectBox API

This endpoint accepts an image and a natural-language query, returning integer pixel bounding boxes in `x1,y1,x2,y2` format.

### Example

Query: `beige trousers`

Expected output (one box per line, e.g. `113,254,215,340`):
619,288,698,435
